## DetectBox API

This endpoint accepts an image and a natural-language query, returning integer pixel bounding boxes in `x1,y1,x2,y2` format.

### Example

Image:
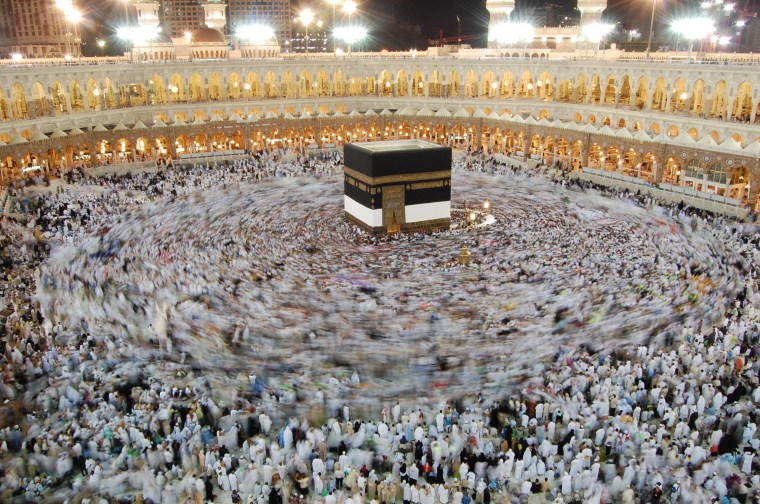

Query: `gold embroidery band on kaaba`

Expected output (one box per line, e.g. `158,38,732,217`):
410,181,445,190
344,167,452,186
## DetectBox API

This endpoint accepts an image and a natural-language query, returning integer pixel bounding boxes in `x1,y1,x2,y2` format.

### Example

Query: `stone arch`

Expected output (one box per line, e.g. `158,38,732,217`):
480,125,493,150
264,71,278,98
97,139,114,162
617,118,626,128
87,78,102,111
347,75,362,97
620,147,638,176
102,78,118,109
447,70,460,98
728,165,750,201
208,72,223,100
299,70,314,98
429,70,443,98
463,70,479,98
47,83,68,114
557,80,573,103
169,74,186,102
556,137,570,168
588,142,603,168
31,81,51,117
500,71,515,98
396,70,409,97
651,76,667,111
380,70,393,96
667,125,679,137
603,74,616,105
366,76,377,96
662,156,681,185
576,73,587,103
633,77,648,110
731,81,753,122
396,121,412,140
571,140,584,170
149,74,167,104
193,133,209,152
245,72,262,98
518,71,534,98
228,72,243,99
709,80,729,120
650,122,661,134
689,79,706,117
70,80,85,112
113,138,130,160
189,73,205,101
318,70,332,97
412,69,426,97
537,71,553,100
481,70,497,98
11,82,30,119
543,135,555,164
527,133,542,159
604,145,620,171
639,152,656,182
135,136,152,157
364,122,380,141
174,134,191,156
211,131,229,150
619,75,632,108
589,74,601,104
669,78,687,113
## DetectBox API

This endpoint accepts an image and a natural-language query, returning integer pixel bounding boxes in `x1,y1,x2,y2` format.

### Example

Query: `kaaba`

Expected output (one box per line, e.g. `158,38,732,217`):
343,140,452,234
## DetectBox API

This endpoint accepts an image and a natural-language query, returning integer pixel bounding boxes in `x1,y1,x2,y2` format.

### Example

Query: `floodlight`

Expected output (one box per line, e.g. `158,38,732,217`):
237,25,276,44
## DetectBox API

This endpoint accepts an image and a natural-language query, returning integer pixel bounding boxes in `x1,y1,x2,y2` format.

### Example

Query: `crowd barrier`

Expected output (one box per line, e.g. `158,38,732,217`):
177,150,247,163
579,168,749,219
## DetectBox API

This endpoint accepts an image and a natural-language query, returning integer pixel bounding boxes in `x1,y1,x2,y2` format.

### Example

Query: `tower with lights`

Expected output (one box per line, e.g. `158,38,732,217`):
486,0,516,48
577,0,607,26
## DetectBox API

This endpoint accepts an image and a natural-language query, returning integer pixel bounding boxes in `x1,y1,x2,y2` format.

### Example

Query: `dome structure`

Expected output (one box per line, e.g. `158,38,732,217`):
191,27,227,44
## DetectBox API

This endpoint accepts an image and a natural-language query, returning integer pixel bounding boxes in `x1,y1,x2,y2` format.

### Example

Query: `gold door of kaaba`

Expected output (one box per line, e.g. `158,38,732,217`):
382,185,405,231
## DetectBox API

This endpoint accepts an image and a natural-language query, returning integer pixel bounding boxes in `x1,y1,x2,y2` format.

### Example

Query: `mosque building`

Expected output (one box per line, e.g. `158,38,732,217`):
0,0,758,214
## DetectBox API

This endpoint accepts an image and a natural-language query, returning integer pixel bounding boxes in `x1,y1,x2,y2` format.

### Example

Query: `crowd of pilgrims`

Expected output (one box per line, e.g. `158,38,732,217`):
0,147,759,504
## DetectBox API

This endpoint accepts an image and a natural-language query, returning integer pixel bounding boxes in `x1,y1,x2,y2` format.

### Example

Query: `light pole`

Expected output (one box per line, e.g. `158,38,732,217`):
343,1,356,52
122,0,132,57
328,0,340,52
645,0,657,58
672,18,714,62
66,9,82,60
55,0,73,57
335,26,367,57
299,8,314,56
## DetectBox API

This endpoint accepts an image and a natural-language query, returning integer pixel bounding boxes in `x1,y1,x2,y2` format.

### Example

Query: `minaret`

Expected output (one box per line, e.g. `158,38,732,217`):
486,0,516,48
134,0,160,31
577,0,607,26
203,0,228,32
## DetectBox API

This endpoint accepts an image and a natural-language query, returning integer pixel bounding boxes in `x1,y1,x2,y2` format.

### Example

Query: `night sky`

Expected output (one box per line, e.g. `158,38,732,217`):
80,0,698,55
